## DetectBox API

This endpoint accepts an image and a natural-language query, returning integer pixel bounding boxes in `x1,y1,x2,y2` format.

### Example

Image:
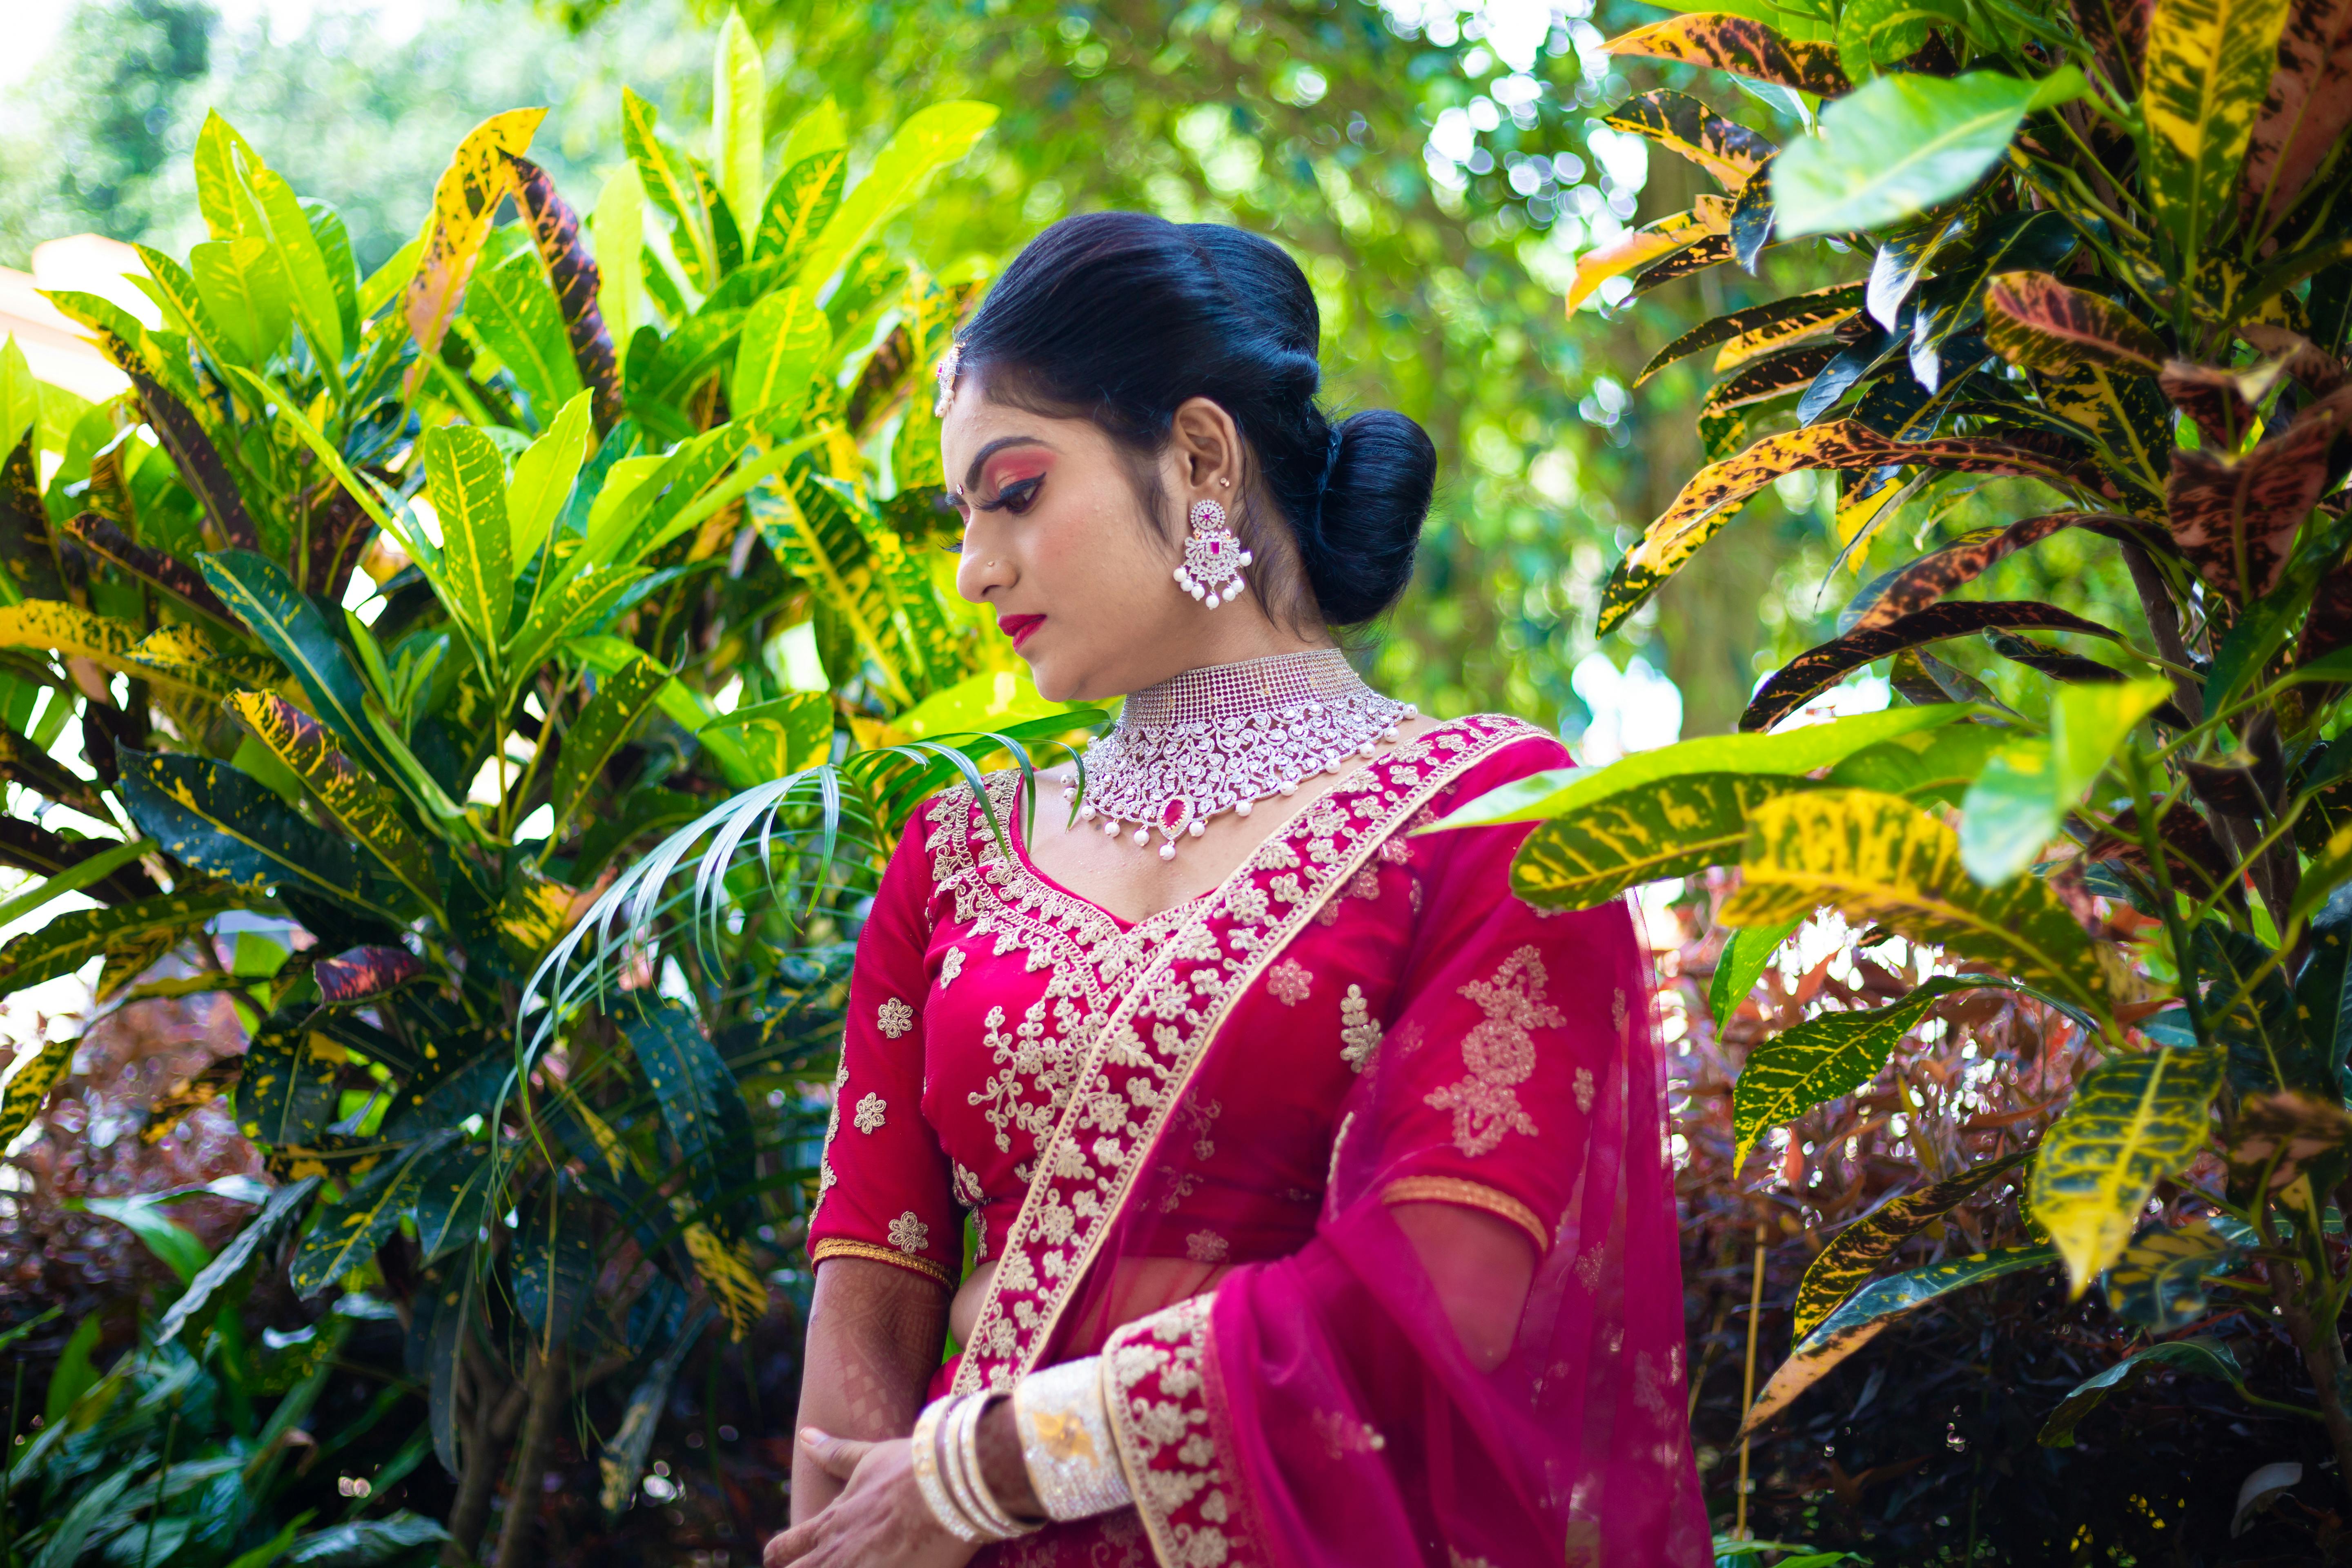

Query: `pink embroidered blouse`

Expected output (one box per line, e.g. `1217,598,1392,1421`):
809,715,1708,1567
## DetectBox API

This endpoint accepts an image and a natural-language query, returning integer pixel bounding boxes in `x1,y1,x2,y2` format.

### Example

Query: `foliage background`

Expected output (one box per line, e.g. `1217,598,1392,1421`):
5,0,2315,1561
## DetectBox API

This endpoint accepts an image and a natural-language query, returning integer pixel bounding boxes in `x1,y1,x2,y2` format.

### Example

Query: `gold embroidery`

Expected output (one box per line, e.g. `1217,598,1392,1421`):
811,1237,951,1287
853,1091,887,1134
888,1211,931,1254
939,946,966,987
1381,1174,1548,1254
1265,958,1312,1006
1184,1229,1229,1263
1575,1066,1595,1114
877,997,915,1038
1104,1295,1234,1568
1311,1409,1386,1459
1339,983,1382,1073
1425,945,1564,1157
813,1051,849,1216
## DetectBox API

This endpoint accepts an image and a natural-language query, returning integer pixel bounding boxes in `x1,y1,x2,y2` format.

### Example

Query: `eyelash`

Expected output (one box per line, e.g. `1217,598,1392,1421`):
977,475,1043,515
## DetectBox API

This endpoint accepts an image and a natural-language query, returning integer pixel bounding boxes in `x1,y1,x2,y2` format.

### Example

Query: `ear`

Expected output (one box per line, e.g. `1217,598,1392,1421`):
1167,397,1244,495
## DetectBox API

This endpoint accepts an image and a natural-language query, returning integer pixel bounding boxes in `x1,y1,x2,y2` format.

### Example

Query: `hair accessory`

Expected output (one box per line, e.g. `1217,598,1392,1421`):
1174,497,1252,610
933,341,964,417
1064,648,1414,861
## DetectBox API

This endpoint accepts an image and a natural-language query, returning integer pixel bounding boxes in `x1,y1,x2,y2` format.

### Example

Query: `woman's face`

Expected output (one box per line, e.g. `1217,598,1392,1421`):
941,379,1258,703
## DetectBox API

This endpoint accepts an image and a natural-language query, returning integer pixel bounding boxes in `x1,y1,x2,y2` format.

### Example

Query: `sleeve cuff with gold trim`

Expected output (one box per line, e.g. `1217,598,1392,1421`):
810,1237,954,1288
1380,1174,1550,1254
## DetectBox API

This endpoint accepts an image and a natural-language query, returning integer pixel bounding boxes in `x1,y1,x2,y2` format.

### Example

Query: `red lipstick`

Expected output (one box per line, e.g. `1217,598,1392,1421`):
998,613,1046,650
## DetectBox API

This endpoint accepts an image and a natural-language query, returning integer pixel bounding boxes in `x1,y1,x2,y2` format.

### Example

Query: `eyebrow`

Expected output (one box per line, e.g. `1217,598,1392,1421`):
961,435,1053,493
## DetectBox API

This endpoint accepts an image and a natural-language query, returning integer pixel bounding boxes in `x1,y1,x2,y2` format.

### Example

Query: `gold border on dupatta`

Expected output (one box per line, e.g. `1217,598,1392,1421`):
951,716,1543,1399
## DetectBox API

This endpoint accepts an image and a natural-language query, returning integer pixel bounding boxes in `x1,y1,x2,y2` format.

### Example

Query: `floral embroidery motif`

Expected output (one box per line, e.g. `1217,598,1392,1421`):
877,997,915,1038
1265,958,1312,1006
1339,984,1383,1073
949,718,1537,1401
1104,1296,1244,1568
1312,1410,1386,1459
853,1091,887,1134
887,1211,931,1255
813,1053,850,1214
969,1000,1080,1152
1425,945,1564,1157
1184,1229,1230,1263
939,946,966,987
1575,1066,1595,1114
1613,987,1629,1036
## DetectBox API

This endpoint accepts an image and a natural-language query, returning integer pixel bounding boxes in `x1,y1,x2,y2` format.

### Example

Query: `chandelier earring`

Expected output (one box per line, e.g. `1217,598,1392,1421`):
1174,497,1252,610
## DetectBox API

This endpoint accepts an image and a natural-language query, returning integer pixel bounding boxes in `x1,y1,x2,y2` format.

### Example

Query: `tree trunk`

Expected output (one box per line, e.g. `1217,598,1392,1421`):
491,1350,567,1568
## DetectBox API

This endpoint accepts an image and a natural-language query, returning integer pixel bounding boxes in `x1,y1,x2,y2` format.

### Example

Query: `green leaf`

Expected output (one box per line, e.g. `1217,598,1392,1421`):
1513,774,1822,910
611,422,755,565
249,163,346,366
197,550,396,777
0,336,37,468
1824,721,2007,806
155,1175,321,1345
731,286,831,418
1958,677,2171,884
1776,69,2091,237
713,8,766,227
1733,976,1987,1167
190,236,294,366
410,1137,495,1261
1835,0,1967,80
1723,788,2114,1016
549,653,669,840
192,110,263,239
2100,1216,2246,1334
467,251,585,424
1709,912,1805,1021
283,1515,450,1567
509,564,652,678
2037,1338,2242,1448
623,87,719,291
508,390,593,564
223,690,443,922
1793,1149,2031,1338
2143,0,2297,267
119,749,399,918
752,149,847,273
421,424,514,666
235,1022,343,1146
791,102,999,292
288,1132,457,1297
358,235,425,321
0,1041,74,1151
512,1189,596,1348
2032,1046,2224,1292
1430,704,1971,830
0,888,237,994
1742,1245,2056,1434
80,1194,209,1283
621,996,757,1232
591,167,646,349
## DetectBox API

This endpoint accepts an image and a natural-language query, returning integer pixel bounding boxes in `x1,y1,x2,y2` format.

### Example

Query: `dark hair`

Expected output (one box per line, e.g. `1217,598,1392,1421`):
955,211,1435,626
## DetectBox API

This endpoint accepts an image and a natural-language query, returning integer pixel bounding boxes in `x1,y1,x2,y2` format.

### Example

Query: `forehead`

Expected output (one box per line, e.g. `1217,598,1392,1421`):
940,380,1106,482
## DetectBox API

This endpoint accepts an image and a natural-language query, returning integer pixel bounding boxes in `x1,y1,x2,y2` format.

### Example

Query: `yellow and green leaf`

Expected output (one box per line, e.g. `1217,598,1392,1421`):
2031,1046,2225,1292
0,1042,76,1151
421,423,514,667
548,653,670,840
223,690,443,920
404,108,547,394
1512,774,1821,911
731,286,831,419
2141,0,2295,265
1733,976,1990,1169
288,1131,457,1296
1722,788,2113,1015
1792,1148,2031,1338
1602,12,1852,94
1599,90,1776,190
1567,203,1729,312
1984,272,2168,374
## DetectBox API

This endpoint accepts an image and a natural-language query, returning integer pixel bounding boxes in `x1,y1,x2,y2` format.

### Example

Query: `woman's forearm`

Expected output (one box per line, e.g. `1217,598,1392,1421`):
791,1258,952,1523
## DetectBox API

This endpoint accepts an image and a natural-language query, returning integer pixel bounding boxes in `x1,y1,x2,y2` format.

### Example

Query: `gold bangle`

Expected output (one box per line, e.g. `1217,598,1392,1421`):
955,1392,1040,1538
911,1395,984,1544
1011,1355,1132,1521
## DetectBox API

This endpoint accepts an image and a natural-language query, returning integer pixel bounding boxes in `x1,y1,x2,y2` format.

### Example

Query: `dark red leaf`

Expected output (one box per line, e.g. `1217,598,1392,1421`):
1853,511,2162,631
61,512,237,625
0,820,157,904
1741,602,2122,731
508,154,624,435
2165,387,2350,599
119,350,261,552
315,943,426,1004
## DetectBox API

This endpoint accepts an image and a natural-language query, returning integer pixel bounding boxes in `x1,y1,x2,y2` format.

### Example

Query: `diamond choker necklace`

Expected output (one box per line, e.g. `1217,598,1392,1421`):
1064,649,1415,860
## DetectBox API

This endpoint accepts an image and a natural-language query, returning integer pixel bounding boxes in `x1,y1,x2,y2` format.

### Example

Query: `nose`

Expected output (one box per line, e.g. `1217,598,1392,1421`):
955,528,1013,603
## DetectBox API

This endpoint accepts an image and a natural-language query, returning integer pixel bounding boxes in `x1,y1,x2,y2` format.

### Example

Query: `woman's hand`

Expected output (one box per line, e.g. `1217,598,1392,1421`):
762,1429,978,1568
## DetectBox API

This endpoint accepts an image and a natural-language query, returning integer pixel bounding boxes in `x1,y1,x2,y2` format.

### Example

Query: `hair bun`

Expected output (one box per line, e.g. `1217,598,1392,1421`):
1305,410,1434,624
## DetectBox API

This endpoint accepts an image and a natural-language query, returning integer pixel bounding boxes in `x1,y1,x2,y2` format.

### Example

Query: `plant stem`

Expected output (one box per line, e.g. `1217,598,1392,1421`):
492,1348,566,1568
2125,749,2211,1050
2272,1265,2352,1500
1735,1218,1767,1540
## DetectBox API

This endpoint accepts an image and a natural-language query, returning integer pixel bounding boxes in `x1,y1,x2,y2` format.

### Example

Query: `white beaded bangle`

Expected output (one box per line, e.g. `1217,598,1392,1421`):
910,1395,984,1545
1011,1355,1133,1521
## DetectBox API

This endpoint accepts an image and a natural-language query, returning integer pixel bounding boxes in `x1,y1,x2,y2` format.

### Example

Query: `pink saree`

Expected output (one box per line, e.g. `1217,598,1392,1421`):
809,715,1709,1566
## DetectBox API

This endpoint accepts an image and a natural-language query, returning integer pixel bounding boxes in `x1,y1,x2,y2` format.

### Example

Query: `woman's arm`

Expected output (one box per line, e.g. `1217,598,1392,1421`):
789,1258,952,1522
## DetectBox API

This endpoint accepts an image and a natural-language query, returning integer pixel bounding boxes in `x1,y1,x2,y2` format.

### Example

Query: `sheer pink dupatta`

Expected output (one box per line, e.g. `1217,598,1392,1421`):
1210,889,1709,1566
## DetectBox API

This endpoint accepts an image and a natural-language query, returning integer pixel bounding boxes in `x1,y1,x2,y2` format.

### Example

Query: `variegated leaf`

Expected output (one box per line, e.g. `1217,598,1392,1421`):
1597,421,2084,635
1793,1148,2031,1337
1853,513,2149,630
403,108,545,395
1641,285,1864,387
1723,788,2113,1012
1603,12,1851,94
1733,976,1986,1168
0,890,240,993
119,748,399,919
2142,0,2295,263
1599,90,1775,189
2100,1219,2247,1334
549,654,669,840
2039,1337,2241,1447
315,944,426,1004
0,1041,78,1150
2032,1046,2224,1291
1512,774,1820,911
2165,389,2349,598
1703,345,1846,412
509,154,623,433
1984,272,2169,373
682,1221,767,1341
2240,0,2352,232
1566,203,1730,311
235,1023,342,1147
1744,601,2121,730
1742,1246,2056,1434
421,424,514,661
753,149,848,271
623,87,721,291
2038,359,2177,492
289,1131,457,1297
223,690,441,917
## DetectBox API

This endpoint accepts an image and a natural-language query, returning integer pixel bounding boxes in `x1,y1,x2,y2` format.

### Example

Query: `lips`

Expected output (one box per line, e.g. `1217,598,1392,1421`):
998,613,1046,649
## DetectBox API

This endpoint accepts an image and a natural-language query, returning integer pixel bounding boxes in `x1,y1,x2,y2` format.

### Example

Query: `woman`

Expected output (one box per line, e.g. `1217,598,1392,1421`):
766,212,1707,1568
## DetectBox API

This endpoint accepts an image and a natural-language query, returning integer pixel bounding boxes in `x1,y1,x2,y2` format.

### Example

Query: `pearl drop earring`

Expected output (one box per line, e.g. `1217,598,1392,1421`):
1173,498,1251,610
